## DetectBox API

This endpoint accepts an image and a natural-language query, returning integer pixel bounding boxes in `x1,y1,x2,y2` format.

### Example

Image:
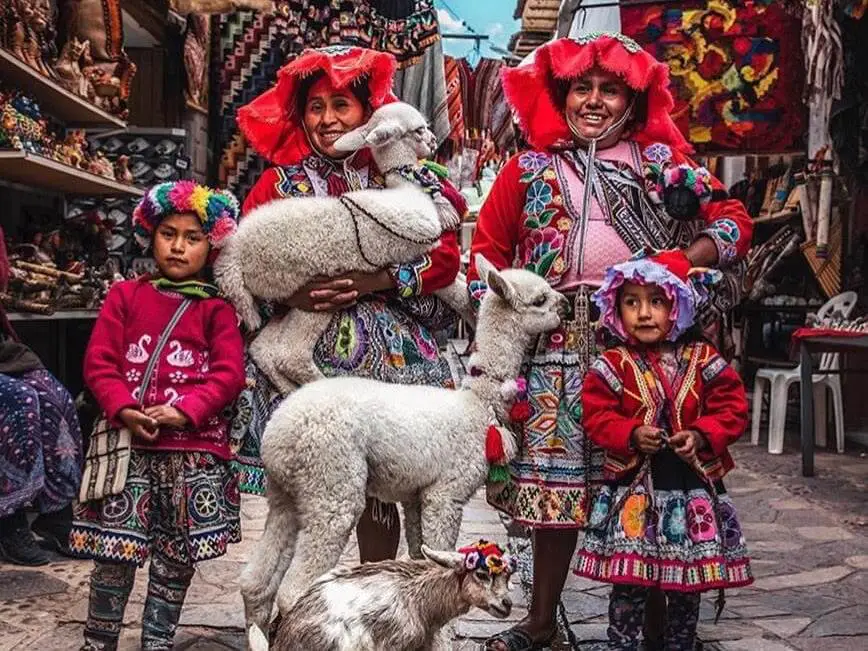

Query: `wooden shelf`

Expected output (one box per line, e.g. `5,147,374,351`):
8,309,98,321
0,150,144,196
0,48,126,128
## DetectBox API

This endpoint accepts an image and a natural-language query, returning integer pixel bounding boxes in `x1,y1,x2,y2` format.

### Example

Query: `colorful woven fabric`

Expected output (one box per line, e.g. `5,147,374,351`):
0,370,82,518
443,55,465,146
458,539,517,576
621,0,805,152
71,450,241,566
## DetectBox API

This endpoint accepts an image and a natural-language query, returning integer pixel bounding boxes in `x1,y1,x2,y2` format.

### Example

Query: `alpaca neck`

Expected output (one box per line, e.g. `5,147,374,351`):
411,568,471,631
464,299,531,417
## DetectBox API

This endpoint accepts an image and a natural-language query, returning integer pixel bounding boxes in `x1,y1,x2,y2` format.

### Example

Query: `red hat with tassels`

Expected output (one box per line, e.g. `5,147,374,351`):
502,33,692,155
237,45,399,166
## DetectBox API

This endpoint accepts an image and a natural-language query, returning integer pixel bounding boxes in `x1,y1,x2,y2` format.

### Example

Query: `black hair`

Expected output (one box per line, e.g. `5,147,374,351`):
294,72,373,116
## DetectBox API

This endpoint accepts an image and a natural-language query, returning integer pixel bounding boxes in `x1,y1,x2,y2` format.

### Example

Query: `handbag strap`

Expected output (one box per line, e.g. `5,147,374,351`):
136,299,193,406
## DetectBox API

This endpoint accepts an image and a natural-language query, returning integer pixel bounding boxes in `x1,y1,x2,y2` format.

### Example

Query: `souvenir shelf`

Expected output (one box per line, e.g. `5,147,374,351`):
0,150,143,197
0,49,126,129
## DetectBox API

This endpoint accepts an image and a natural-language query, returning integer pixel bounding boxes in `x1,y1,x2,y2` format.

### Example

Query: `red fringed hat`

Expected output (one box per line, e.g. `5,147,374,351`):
502,33,692,155
237,45,399,166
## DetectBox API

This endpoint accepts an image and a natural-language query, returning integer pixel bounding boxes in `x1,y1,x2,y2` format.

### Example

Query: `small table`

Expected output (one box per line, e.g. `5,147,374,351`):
798,334,868,477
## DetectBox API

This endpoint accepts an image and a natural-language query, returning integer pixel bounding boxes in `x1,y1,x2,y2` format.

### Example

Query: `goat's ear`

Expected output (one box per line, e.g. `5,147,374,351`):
476,254,516,307
421,545,464,569
364,120,404,147
333,124,370,152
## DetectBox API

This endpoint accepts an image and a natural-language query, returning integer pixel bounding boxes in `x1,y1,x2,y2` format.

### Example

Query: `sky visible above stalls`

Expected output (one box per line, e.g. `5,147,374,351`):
434,0,521,63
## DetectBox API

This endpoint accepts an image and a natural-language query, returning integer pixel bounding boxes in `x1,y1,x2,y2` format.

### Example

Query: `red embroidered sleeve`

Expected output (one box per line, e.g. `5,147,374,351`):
390,230,461,296
466,155,525,308
690,344,749,458
582,357,643,458
670,149,753,266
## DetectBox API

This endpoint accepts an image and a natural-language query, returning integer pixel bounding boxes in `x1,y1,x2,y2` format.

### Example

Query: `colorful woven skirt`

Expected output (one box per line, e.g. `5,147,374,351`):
575,482,753,592
0,369,82,518
488,291,605,528
71,450,241,567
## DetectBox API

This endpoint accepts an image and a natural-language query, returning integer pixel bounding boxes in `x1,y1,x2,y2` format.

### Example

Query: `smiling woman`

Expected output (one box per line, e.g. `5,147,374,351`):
299,74,371,159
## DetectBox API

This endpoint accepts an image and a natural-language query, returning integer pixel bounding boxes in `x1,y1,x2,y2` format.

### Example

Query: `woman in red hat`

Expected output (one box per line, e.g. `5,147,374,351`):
468,33,753,650
234,46,464,563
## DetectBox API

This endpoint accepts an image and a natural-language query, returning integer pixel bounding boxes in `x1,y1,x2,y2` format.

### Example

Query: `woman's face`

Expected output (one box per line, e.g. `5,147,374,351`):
303,76,368,159
564,67,633,147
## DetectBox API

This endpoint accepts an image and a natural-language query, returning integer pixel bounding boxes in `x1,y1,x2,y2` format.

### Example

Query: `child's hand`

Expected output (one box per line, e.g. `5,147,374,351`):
144,404,189,429
631,425,663,455
669,430,704,465
118,407,159,442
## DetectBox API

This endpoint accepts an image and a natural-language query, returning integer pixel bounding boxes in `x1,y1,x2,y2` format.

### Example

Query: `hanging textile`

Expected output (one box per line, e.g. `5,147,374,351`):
803,0,844,160
443,55,465,148
561,0,621,37
831,7,868,183
621,0,805,153
392,38,450,144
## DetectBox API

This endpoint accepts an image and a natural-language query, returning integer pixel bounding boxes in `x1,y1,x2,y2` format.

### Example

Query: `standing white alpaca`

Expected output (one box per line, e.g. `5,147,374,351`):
239,255,566,633
248,542,516,651
213,101,469,392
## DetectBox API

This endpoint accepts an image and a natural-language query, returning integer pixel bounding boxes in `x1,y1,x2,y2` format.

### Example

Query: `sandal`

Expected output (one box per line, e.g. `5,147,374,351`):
484,627,554,651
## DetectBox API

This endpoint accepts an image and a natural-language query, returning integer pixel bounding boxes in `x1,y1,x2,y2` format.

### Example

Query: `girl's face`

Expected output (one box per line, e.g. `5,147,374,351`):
152,213,210,282
303,76,368,159
565,67,633,148
618,281,673,345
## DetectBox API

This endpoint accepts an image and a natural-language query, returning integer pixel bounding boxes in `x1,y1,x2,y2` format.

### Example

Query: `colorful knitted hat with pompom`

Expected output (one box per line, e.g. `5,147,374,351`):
458,540,517,576
132,181,240,251
593,249,721,342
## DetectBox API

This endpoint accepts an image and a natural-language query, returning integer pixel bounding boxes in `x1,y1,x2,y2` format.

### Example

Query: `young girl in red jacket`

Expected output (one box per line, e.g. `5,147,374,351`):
70,181,247,651
575,250,752,651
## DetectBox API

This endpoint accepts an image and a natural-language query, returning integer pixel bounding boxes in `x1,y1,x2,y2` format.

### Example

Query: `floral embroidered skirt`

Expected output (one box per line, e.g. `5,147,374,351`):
71,450,241,567
575,457,753,592
488,293,605,528
231,295,456,495
0,369,83,518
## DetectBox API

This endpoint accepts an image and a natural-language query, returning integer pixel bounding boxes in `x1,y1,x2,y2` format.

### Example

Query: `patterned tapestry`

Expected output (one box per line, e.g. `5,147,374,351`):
621,0,805,153
211,0,442,199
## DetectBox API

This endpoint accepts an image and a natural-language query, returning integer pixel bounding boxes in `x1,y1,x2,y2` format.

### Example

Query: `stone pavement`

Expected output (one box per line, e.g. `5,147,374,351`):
1,439,867,650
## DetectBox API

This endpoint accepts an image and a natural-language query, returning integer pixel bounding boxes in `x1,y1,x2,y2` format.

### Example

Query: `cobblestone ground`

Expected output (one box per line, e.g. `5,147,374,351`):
1,439,866,650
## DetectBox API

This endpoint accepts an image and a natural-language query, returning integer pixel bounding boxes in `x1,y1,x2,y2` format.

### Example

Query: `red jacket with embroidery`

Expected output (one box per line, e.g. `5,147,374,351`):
84,279,246,459
582,341,748,481
243,163,461,296
467,144,752,304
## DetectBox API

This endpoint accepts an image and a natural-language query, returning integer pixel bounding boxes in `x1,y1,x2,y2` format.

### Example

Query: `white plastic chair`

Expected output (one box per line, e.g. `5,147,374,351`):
750,291,857,454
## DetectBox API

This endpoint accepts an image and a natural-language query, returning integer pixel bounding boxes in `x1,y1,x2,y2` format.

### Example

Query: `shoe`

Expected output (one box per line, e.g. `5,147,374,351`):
0,526,51,566
31,516,73,557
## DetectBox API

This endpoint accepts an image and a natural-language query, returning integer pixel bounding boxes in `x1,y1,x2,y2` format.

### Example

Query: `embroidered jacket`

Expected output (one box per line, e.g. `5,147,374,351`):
467,142,753,305
244,154,461,297
582,341,748,481
84,279,246,460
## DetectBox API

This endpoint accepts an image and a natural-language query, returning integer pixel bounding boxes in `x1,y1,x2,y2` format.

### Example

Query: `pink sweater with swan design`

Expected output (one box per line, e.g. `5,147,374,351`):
84,278,246,459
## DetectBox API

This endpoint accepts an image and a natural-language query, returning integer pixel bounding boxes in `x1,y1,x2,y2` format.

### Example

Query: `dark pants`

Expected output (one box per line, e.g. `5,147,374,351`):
82,553,195,651
608,584,701,651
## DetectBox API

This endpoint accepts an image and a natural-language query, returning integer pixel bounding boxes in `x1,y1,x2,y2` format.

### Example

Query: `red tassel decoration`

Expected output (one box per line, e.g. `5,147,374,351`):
509,400,532,423
485,425,506,464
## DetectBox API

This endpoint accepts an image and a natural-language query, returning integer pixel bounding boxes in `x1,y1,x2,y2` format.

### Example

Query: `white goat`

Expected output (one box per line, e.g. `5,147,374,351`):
239,254,566,632
213,102,469,392
247,543,515,651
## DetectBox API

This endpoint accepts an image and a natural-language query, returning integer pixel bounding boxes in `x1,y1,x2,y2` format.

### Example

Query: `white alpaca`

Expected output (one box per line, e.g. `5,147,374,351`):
239,255,566,633
248,544,515,651
213,102,469,393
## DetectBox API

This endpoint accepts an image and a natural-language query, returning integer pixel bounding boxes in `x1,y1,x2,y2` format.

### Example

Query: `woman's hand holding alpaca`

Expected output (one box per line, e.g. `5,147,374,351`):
285,270,395,312
144,404,189,429
118,407,159,442
631,425,663,455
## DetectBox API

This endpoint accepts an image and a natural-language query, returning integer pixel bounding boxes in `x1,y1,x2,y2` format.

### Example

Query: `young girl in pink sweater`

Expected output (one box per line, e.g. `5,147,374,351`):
71,181,246,651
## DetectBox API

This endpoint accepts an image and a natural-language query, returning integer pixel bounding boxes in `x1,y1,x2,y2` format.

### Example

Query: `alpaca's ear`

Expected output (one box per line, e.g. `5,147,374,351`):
422,545,464,570
333,124,371,152
364,120,405,147
247,624,270,651
476,254,516,307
